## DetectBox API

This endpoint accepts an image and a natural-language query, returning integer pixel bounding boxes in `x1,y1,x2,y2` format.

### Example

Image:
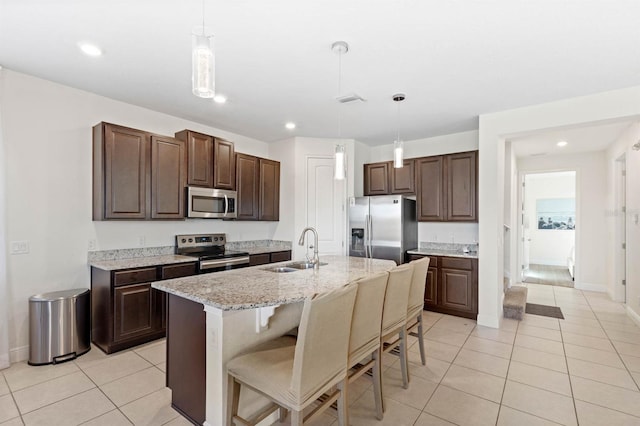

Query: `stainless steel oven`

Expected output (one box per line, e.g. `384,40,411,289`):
186,187,237,219
175,233,250,273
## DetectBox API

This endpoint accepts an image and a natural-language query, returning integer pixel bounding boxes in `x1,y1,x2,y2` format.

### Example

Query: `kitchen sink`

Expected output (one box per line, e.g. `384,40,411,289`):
285,261,328,270
264,267,298,273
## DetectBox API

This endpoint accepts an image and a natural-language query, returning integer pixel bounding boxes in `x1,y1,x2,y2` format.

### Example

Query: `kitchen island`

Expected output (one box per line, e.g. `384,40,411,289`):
152,255,395,426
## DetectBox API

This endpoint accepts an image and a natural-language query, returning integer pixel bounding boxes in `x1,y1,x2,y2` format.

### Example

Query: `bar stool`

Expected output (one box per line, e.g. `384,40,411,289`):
226,283,358,426
380,263,414,399
346,271,389,420
407,257,431,365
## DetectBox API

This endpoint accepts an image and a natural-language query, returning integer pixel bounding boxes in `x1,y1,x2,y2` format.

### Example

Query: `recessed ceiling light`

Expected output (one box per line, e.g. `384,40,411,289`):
213,95,227,104
557,140,568,147
285,122,296,130
78,42,102,57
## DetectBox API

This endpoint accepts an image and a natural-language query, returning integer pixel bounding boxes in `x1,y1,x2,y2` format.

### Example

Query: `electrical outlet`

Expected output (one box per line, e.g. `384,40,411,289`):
88,239,97,251
138,236,145,247
10,240,29,255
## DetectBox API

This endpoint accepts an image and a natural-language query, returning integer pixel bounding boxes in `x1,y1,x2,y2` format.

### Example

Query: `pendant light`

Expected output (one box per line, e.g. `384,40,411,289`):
192,0,215,98
332,41,348,180
393,93,406,168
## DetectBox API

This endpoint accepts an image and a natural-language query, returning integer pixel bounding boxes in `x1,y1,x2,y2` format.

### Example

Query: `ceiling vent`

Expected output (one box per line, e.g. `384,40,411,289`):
336,93,366,103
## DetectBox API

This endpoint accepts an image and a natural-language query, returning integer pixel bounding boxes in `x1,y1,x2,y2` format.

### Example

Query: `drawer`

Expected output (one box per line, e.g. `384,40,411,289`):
161,263,197,280
270,251,292,263
249,253,271,266
113,267,157,286
441,257,473,271
407,254,438,267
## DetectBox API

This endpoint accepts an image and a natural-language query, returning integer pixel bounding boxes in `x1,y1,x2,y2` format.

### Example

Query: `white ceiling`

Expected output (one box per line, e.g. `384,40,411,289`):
3,1,640,145
510,120,634,158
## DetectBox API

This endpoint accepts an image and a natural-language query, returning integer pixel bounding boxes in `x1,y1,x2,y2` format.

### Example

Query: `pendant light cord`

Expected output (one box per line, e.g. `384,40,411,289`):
337,50,342,139
202,0,205,35
396,100,400,143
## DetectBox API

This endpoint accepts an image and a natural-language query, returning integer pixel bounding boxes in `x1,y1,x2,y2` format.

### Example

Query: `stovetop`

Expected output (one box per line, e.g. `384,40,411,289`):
175,233,249,260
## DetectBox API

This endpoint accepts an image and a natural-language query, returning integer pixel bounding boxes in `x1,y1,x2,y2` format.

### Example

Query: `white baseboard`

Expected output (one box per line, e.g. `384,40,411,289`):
528,259,568,267
626,306,640,328
10,345,29,363
0,353,9,370
477,313,500,329
574,282,607,293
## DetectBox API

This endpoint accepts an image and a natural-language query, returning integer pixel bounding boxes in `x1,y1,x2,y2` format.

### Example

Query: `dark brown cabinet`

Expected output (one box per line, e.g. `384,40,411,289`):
259,159,280,221
407,254,477,319
249,250,292,266
94,123,187,221
390,159,415,194
91,261,198,354
416,156,444,221
364,162,390,195
93,123,150,220
445,151,477,221
151,136,186,219
236,153,260,220
236,155,280,221
175,130,236,190
415,151,477,222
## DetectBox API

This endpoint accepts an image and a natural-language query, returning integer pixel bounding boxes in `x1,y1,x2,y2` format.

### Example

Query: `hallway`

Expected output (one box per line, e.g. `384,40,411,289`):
523,264,574,288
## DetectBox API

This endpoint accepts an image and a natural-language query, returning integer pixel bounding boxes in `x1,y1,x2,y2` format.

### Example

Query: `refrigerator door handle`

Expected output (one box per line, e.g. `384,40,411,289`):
368,214,373,258
364,214,370,258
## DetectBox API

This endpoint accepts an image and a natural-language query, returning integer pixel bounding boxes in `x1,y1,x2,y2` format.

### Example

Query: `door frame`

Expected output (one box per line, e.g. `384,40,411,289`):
517,169,579,286
614,154,627,303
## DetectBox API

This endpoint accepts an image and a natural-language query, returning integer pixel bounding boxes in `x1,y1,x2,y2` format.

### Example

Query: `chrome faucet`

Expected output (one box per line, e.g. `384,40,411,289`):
298,227,320,270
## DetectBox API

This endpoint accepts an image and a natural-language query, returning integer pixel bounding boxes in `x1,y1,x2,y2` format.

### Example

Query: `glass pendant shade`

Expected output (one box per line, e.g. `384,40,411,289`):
334,145,346,180
192,27,215,98
393,139,404,168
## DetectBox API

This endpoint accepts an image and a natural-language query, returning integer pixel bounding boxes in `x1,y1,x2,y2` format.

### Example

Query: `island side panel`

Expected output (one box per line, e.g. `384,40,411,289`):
167,294,206,425
204,303,303,426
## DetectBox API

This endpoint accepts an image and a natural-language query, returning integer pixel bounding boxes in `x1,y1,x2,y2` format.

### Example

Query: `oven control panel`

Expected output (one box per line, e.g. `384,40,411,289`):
176,233,225,249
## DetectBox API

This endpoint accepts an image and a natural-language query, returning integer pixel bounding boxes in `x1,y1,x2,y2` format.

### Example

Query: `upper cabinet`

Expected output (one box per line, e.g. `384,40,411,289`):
236,154,280,221
364,162,390,195
364,160,415,195
175,130,236,190
416,151,477,222
94,123,186,220
364,150,477,222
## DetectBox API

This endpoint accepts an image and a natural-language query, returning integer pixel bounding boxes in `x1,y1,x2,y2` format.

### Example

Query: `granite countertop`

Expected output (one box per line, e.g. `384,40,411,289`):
90,255,199,271
241,245,292,255
407,248,479,259
152,255,395,311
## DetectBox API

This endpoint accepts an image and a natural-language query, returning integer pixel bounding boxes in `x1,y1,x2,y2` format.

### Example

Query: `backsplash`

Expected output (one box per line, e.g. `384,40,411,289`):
419,241,478,253
87,240,293,262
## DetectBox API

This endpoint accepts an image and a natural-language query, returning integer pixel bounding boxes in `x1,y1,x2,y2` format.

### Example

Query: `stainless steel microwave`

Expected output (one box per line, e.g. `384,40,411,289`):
186,187,237,219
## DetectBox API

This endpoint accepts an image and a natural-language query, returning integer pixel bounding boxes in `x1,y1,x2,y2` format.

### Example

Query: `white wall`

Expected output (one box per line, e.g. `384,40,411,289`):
366,130,480,245
480,85,640,328
0,70,284,360
523,172,576,267
606,122,640,316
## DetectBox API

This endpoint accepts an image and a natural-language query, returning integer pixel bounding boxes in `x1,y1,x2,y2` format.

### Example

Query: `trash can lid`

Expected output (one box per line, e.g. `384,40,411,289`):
29,288,89,302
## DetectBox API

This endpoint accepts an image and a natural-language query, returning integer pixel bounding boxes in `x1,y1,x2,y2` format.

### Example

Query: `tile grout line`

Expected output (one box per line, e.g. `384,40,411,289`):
494,314,519,426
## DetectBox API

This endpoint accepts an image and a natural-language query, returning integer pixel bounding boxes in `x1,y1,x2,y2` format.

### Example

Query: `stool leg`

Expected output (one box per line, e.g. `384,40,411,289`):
372,348,384,419
417,315,426,366
278,407,287,423
337,379,349,426
291,410,303,426
399,326,410,389
227,375,241,426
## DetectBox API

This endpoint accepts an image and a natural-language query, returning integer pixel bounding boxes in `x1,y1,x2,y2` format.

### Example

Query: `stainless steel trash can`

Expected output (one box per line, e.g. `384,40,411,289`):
28,288,91,365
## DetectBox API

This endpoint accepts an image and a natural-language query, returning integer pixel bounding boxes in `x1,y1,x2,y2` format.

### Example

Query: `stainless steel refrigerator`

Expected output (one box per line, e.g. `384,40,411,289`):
348,195,418,264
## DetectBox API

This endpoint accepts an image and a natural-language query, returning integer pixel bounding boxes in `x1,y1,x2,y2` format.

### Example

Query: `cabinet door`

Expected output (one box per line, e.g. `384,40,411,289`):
390,159,415,194
440,268,474,313
151,136,186,219
114,283,154,342
364,163,390,195
178,130,214,188
259,159,280,221
424,267,438,308
236,154,260,220
101,123,150,219
249,253,271,266
213,138,236,190
270,251,291,263
445,151,477,221
153,289,167,332
416,156,444,221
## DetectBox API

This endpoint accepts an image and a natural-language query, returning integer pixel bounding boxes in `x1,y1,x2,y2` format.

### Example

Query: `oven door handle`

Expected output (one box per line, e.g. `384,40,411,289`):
200,256,250,270
224,194,229,217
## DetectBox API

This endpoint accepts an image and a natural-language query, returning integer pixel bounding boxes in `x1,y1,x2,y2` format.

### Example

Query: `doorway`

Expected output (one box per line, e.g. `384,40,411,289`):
615,154,627,303
521,171,576,287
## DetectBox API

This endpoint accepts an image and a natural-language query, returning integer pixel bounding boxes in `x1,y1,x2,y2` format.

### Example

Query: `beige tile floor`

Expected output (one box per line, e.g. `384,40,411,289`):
2,284,640,425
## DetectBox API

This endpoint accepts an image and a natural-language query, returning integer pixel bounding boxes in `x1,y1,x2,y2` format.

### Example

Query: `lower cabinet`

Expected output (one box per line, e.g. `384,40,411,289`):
91,261,197,354
408,254,478,319
249,250,291,266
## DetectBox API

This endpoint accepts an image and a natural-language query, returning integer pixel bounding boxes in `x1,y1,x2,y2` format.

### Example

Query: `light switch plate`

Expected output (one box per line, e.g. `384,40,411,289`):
10,241,29,255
